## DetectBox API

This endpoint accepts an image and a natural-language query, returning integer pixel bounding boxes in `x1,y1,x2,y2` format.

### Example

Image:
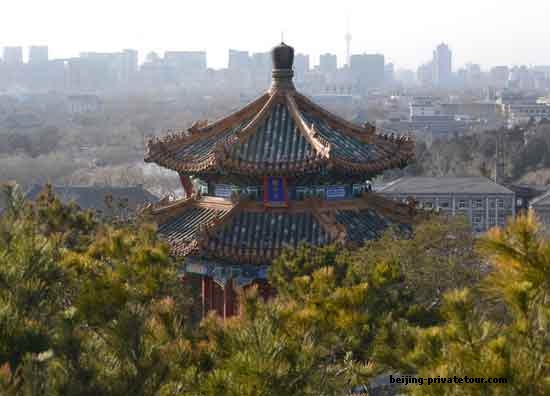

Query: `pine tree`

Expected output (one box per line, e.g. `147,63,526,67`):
0,185,198,395
377,212,550,395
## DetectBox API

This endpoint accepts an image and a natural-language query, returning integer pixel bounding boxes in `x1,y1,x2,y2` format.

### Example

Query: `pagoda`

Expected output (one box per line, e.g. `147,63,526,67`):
144,43,415,318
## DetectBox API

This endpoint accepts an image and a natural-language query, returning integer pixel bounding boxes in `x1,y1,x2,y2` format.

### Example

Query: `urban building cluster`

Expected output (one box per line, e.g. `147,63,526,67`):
416,43,550,91
3,42,550,95
2,43,550,232
3,42,550,138
0,45,390,95
0,46,138,92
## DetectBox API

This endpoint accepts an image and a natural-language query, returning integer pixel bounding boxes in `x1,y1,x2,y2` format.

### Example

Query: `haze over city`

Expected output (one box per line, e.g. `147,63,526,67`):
2,0,550,68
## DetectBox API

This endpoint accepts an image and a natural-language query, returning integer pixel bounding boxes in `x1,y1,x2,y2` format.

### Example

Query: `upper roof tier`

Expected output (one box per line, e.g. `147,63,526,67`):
145,43,414,181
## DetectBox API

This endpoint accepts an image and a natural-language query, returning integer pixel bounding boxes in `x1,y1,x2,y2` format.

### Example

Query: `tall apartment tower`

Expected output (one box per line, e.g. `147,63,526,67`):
433,43,452,87
319,53,338,75
251,52,271,86
3,47,23,65
120,49,138,83
294,53,310,82
228,49,250,71
29,46,49,63
350,53,385,90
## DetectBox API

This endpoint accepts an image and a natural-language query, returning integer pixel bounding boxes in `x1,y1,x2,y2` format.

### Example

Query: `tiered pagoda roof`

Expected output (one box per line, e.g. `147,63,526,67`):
143,43,417,306
145,46,413,183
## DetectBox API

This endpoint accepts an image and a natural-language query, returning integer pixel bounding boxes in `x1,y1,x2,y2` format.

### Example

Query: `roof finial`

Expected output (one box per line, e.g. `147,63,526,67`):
270,42,295,93
281,31,284,43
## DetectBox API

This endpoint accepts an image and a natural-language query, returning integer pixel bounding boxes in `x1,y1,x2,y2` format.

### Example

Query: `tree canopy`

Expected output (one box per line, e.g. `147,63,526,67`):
0,186,549,395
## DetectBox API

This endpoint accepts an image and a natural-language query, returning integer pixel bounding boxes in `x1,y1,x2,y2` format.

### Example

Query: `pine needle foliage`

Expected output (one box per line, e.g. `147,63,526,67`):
2,184,549,395
0,185,196,396
376,212,550,395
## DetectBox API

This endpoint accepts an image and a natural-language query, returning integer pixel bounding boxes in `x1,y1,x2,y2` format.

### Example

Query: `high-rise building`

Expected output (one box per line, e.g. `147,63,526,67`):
3,47,23,65
164,50,207,84
140,52,171,86
350,53,385,90
228,49,251,88
26,46,50,91
228,49,250,71
251,52,270,70
70,52,122,91
319,53,337,74
490,66,510,88
465,63,483,87
417,62,434,87
395,68,416,87
385,63,395,85
294,53,309,82
509,66,535,90
28,46,48,63
164,51,206,72
433,43,452,87
251,51,271,86
119,49,138,84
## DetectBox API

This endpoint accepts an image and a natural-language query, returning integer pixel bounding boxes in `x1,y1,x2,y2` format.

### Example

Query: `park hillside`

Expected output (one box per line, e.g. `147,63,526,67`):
0,183,549,395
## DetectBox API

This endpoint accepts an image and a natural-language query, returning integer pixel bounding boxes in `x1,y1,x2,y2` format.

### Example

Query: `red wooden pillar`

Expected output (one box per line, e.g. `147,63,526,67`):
202,278,265,319
202,276,213,318
214,283,224,317
224,280,235,319
201,276,206,318
179,173,194,198
223,282,227,320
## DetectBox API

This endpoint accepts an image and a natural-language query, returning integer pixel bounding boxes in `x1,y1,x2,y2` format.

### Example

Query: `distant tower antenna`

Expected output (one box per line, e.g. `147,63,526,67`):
345,16,352,67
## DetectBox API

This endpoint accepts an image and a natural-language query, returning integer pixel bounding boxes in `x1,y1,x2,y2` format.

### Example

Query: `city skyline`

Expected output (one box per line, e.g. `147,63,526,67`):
2,41,550,95
2,0,550,69
1,42,549,74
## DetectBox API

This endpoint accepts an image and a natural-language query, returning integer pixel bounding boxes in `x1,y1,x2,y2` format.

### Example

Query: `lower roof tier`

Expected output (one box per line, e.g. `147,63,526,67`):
146,193,416,265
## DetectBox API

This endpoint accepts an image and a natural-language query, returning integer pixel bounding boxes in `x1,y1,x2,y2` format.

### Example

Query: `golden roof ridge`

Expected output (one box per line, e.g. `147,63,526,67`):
215,91,280,162
145,93,270,162
285,93,332,160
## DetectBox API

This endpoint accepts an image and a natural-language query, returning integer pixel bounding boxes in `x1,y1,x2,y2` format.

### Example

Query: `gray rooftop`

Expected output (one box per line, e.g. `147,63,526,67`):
530,189,550,207
26,185,158,214
378,177,514,195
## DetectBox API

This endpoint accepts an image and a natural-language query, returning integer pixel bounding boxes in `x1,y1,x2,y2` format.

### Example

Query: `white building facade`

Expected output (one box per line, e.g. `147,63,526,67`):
378,177,515,233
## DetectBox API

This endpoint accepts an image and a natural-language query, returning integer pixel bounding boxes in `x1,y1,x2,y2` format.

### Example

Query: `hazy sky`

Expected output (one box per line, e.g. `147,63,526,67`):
2,0,549,70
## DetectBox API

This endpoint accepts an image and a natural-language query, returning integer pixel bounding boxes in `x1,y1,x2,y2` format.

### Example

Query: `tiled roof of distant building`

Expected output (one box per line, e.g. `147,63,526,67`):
26,184,158,214
530,189,550,207
378,177,514,195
